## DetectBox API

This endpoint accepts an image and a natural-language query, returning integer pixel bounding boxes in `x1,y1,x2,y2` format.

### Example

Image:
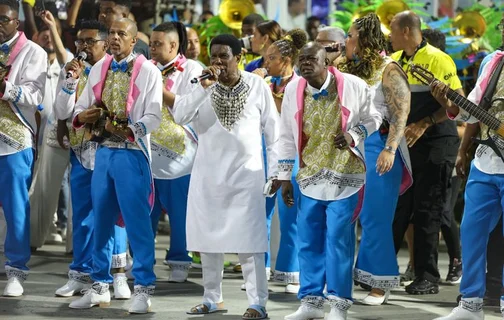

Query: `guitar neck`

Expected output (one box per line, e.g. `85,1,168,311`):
445,89,501,130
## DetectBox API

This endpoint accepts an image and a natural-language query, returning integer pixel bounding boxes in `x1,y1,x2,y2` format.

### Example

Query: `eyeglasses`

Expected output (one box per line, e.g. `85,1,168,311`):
74,39,104,47
0,16,17,25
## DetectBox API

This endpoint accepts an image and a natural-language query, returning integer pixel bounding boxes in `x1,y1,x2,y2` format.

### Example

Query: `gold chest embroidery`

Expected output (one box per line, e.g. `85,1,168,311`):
102,69,129,118
69,74,90,148
297,78,365,181
0,49,29,150
150,76,186,155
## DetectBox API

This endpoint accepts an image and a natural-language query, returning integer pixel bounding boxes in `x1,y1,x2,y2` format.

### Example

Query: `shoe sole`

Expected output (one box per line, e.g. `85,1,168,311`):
3,293,22,297
406,288,439,295
69,302,110,309
129,307,151,314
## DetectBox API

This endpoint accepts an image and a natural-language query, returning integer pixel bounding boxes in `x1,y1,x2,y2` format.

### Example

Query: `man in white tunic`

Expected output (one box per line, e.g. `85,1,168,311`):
170,34,280,319
0,0,47,296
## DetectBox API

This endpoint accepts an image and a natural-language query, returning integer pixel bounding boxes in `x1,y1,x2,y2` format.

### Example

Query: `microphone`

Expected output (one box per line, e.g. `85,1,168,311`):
66,52,88,79
190,69,220,84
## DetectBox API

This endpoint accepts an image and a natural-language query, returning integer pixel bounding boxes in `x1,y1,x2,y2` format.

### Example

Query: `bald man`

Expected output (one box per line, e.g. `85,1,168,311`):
68,18,162,313
186,27,204,66
389,11,464,295
279,42,380,320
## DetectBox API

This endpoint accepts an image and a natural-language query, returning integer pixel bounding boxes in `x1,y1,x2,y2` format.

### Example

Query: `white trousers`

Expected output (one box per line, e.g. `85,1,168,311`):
29,142,70,248
201,252,268,307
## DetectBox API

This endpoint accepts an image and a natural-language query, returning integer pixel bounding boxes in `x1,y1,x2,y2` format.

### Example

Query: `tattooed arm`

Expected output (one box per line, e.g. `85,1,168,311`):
382,63,411,149
375,63,411,175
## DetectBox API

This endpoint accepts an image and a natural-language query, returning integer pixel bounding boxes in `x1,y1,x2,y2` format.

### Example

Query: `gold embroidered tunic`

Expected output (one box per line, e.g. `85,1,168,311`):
0,49,31,152
297,77,365,182
150,75,186,156
101,65,139,149
68,71,90,148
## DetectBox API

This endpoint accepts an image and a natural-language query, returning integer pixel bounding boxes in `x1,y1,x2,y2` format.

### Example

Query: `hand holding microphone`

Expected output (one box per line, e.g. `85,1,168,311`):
65,52,87,79
191,66,221,88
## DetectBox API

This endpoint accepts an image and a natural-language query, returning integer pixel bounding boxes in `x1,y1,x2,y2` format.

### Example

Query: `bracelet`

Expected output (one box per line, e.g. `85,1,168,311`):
384,145,396,155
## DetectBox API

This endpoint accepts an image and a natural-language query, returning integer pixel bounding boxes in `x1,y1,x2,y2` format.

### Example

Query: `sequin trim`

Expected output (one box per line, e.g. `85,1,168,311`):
69,270,92,284
133,285,155,296
460,299,483,312
298,168,364,190
167,261,191,271
210,75,250,131
90,282,109,295
133,122,147,139
5,266,28,281
111,253,127,269
353,268,400,289
279,159,295,173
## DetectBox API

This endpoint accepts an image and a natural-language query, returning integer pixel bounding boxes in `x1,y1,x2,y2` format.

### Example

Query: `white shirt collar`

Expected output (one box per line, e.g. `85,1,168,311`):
157,54,179,70
114,52,136,64
2,32,19,47
306,72,332,95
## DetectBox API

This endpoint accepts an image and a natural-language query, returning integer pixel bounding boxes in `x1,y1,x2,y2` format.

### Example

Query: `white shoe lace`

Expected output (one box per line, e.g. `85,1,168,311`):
133,291,149,303
115,277,128,288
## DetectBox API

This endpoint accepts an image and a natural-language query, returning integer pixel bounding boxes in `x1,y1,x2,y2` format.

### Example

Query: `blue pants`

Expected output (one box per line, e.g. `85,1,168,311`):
91,147,155,286
275,157,300,274
460,162,504,299
69,151,127,274
0,149,33,271
355,131,402,288
297,193,358,300
150,176,191,263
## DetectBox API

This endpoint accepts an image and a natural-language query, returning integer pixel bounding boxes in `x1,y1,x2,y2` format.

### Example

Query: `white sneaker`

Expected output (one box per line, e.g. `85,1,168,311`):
128,285,153,314
167,261,190,283
241,283,246,291
113,273,131,299
361,290,390,306
284,296,325,320
327,296,352,320
3,266,27,297
55,270,91,297
433,298,484,320
69,282,111,309
285,284,300,294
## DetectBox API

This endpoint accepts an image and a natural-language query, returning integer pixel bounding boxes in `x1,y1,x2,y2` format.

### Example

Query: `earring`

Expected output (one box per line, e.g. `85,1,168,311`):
352,47,360,63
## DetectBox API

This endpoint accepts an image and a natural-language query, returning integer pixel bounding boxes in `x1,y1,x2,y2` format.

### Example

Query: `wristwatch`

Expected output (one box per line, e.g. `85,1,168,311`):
384,145,396,154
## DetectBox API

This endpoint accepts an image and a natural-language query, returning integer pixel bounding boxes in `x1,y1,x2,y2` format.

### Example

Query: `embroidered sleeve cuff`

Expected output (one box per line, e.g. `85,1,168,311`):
62,77,79,95
447,108,471,122
1,81,22,103
72,113,85,129
278,159,295,180
128,122,147,142
348,124,368,147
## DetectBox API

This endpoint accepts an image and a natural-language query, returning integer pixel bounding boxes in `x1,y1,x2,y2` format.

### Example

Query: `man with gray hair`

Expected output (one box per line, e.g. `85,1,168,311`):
315,26,346,66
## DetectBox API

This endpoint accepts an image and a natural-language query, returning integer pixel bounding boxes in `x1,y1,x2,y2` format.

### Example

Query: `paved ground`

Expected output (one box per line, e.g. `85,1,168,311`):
0,234,501,320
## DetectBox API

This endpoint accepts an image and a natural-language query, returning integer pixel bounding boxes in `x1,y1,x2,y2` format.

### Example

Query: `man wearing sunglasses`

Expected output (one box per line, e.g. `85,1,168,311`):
0,0,48,297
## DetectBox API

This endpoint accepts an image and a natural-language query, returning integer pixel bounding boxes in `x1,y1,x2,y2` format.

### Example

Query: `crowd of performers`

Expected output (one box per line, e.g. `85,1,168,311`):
0,0,502,319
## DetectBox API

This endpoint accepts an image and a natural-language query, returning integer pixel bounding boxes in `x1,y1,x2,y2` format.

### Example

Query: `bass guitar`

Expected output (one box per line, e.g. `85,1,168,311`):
409,63,504,162
84,105,129,143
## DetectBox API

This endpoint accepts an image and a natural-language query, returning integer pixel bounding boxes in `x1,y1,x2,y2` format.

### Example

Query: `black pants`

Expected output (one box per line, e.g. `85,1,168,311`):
441,175,462,263
486,215,503,295
393,160,454,283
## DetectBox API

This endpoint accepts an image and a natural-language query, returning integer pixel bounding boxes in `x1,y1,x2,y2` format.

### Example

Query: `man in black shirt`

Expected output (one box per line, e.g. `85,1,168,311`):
98,0,150,59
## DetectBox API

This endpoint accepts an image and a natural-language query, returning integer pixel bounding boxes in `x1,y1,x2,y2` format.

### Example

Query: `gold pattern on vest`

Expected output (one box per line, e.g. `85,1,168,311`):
69,73,90,148
297,77,365,181
0,44,30,151
150,76,186,155
481,67,504,141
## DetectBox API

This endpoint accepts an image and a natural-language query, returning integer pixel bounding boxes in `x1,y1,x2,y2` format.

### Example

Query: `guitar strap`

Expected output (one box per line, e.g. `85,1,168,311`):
479,55,504,111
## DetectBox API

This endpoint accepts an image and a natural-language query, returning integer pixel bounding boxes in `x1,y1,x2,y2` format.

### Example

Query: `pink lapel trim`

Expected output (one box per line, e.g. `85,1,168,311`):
479,52,504,97
92,54,113,104
165,55,187,91
126,55,146,115
7,32,27,66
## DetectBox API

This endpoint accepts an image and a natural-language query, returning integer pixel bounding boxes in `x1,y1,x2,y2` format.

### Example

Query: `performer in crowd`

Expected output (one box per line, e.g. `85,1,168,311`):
168,34,279,320
280,42,381,320
253,28,307,294
0,0,47,297
52,20,129,300
430,32,504,320
389,11,464,295
68,18,162,313
338,13,412,305
315,26,347,67
147,21,202,282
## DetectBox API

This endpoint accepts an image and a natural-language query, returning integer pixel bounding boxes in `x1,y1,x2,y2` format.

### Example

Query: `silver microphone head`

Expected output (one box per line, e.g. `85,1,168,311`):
78,51,88,61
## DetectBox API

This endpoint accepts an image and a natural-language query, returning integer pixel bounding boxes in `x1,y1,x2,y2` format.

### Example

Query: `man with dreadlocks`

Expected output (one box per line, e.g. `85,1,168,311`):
338,13,412,306
168,34,279,320
280,41,381,320
0,0,47,297
389,11,464,295
145,21,202,283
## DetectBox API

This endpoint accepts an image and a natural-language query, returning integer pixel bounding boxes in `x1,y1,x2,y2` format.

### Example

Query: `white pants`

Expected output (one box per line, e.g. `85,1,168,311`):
29,142,70,248
201,252,268,307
